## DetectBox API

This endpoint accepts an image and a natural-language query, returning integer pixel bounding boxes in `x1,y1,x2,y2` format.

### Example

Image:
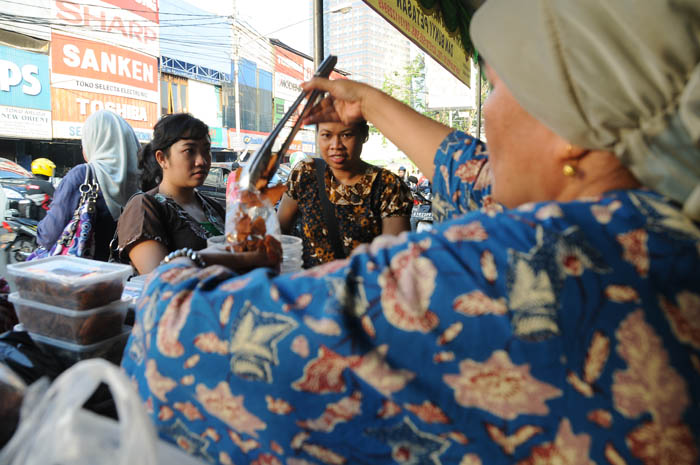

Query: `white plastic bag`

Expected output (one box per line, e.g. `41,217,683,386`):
0,359,205,465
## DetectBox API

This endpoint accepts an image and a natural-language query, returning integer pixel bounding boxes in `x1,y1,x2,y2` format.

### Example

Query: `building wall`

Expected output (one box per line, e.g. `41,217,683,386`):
188,80,222,129
0,0,50,41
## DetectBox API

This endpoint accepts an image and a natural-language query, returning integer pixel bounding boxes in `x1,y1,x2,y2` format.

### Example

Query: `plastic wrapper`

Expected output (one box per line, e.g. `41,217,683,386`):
0,363,26,447
0,359,208,465
224,169,283,265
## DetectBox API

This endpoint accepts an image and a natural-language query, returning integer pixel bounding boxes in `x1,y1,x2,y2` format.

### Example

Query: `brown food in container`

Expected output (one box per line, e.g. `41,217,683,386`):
6,256,132,310
9,293,128,345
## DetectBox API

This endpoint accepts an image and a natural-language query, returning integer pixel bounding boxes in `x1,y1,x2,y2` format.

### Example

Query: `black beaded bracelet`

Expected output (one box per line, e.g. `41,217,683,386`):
161,247,206,268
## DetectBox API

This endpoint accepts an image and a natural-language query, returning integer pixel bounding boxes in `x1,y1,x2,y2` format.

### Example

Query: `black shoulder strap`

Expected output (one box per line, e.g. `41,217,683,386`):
313,158,346,259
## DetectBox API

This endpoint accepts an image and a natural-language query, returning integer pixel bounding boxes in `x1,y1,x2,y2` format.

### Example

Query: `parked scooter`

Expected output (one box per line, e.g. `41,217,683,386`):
0,216,38,263
409,177,433,232
0,199,40,264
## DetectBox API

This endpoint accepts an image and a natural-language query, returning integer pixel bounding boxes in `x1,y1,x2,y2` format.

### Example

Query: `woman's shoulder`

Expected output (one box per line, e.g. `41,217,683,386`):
292,159,316,173
61,163,88,185
288,159,316,184
375,166,405,185
122,188,164,212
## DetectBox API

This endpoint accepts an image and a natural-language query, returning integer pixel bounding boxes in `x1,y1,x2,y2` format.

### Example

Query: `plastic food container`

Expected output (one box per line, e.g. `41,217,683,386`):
29,326,132,366
9,293,128,345
6,256,133,310
280,234,303,273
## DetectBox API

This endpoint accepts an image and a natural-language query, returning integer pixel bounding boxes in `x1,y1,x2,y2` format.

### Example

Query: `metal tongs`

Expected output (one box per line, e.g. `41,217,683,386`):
238,55,338,191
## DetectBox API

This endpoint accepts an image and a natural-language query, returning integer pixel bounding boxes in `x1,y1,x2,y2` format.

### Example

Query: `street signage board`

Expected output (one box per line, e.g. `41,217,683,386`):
0,45,51,139
51,33,159,104
362,0,470,86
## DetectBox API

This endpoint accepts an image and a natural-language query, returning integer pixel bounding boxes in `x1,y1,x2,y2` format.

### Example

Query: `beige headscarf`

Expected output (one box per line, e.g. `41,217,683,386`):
470,0,700,220
82,110,141,220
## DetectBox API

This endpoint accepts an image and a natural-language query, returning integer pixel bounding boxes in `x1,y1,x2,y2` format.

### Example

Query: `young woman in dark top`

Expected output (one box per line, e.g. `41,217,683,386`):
116,113,225,274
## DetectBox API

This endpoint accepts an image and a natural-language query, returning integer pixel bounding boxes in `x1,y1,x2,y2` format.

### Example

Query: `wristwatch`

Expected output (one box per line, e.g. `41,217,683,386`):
160,247,207,268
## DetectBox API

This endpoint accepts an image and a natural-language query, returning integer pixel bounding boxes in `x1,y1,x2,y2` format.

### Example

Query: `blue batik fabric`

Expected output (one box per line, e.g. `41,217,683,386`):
122,130,700,465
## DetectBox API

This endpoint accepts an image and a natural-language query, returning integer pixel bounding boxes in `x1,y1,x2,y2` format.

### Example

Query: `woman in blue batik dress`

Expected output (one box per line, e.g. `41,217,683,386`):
121,1,700,464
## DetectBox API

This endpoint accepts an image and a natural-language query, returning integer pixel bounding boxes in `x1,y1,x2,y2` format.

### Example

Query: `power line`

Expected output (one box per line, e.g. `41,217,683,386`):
0,0,229,19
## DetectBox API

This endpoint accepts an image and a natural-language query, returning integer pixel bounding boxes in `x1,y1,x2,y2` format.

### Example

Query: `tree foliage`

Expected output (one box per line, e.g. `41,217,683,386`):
380,53,489,138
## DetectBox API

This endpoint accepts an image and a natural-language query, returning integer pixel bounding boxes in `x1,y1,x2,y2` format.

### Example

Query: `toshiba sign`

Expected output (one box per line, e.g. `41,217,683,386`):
51,33,158,103
52,87,158,141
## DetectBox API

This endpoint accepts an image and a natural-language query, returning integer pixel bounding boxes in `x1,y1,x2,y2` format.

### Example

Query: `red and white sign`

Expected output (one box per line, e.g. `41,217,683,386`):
302,56,347,81
51,33,159,103
274,47,304,81
102,0,159,24
52,0,159,57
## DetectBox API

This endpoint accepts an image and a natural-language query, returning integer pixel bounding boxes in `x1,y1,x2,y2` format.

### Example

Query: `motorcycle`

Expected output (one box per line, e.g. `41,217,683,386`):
410,185,433,233
0,215,38,264
0,196,44,264
0,158,53,263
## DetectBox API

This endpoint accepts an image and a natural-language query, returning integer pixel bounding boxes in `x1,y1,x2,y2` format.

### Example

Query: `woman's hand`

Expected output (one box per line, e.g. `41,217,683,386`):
199,242,281,273
301,78,372,126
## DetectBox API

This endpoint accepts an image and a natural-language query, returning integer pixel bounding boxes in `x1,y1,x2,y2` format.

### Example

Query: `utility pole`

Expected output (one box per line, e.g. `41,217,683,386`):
312,0,324,151
232,0,242,154
313,0,324,69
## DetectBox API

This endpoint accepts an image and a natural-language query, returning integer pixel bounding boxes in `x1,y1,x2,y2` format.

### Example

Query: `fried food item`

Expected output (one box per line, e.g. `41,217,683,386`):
251,216,266,236
226,211,281,265
225,162,286,268
261,184,287,205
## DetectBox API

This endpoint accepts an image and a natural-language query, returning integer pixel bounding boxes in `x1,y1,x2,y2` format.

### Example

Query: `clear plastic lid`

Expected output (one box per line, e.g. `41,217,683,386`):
280,235,302,248
6,256,132,287
29,326,132,352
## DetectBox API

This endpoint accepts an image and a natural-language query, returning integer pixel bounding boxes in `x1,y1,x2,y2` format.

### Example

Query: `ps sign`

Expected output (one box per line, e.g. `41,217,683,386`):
0,45,50,110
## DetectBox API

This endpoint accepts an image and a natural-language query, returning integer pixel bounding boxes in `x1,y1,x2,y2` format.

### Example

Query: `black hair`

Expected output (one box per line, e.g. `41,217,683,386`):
356,120,370,143
139,113,209,191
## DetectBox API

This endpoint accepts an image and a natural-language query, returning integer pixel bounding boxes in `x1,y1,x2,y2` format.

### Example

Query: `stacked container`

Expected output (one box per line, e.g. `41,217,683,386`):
6,256,133,366
280,235,303,273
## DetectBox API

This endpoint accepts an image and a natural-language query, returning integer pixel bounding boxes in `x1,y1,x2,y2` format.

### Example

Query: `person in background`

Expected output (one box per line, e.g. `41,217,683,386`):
29,158,55,182
397,165,407,181
115,113,225,275
37,111,140,261
277,120,412,267
27,158,56,217
121,1,699,463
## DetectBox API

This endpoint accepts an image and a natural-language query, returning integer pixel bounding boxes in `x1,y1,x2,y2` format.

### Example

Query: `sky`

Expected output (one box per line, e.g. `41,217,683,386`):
184,0,314,55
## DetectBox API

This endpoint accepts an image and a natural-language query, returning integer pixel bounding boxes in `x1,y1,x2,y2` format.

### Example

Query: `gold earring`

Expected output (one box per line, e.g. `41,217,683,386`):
563,144,576,177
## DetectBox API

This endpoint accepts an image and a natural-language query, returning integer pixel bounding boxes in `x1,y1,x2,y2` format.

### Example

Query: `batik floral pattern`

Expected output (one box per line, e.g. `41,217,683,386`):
443,351,562,420
517,419,594,465
122,131,699,465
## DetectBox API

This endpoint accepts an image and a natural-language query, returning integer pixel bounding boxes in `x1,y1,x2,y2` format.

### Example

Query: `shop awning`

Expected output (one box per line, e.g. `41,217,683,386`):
362,0,482,87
